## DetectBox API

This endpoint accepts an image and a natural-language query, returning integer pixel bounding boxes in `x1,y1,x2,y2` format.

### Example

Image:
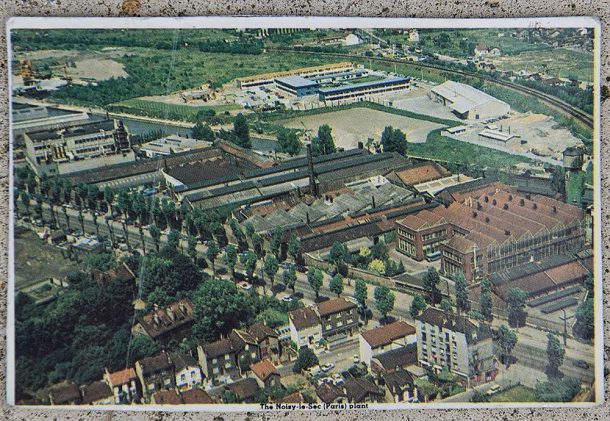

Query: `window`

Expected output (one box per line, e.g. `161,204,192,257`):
180,374,186,381
212,358,217,364
213,367,219,375
225,354,231,360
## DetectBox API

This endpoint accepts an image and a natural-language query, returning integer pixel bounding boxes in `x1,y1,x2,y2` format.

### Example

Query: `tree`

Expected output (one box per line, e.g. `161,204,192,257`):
310,124,336,157
140,252,201,305
415,378,439,403
380,126,407,155
409,294,427,318
223,244,238,277
573,298,594,340
329,274,344,297
454,272,470,315
496,324,518,366
374,286,395,321
193,121,215,141
103,186,114,213
263,255,279,289
251,232,264,258
354,279,368,309
276,128,301,156
440,299,453,315
269,226,282,259
307,268,323,299
206,240,220,276
20,191,31,216
167,229,181,249
371,240,389,262
471,390,489,403
287,234,301,262
546,333,565,377
423,267,442,305
533,377,581,402
329,241,349,273
282,265,297,292
149,224,161,252
221,390,239,404
368,259,385,275
233,113,251,148
480,291,493,322
506,288,528,327
241,251,258,282
187,235,198,263
292,347,319,373
191,278,255,343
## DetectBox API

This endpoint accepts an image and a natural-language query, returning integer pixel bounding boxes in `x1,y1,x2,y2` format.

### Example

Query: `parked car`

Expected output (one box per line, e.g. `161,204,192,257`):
321,363,335,372
281,295,294,303
573,359,590,370
486,384,501,396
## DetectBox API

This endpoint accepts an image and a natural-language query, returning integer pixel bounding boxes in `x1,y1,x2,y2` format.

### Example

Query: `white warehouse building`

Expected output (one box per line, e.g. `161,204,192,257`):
430,80,510,120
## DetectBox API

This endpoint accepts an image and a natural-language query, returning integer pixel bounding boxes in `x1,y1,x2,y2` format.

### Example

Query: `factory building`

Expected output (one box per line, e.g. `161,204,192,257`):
274,76,319,97
24,119,134,176
396,181,585,281
429,80,510,120
139,135,212,158
235,62,354,89
318,77,410,102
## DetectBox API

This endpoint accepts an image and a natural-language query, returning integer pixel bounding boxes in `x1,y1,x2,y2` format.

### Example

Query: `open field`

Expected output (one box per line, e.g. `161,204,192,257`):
14,227,80,290
110,98,241,122
278,107,446,148
488,385,536,403
67,58,128,81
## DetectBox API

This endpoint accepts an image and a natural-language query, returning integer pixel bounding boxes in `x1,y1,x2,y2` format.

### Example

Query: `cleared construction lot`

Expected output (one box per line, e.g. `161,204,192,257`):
279,107,446,149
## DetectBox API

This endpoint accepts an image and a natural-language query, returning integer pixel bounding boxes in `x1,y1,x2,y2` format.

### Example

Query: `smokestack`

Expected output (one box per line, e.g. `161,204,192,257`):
372,195,376,208
306,144,319,198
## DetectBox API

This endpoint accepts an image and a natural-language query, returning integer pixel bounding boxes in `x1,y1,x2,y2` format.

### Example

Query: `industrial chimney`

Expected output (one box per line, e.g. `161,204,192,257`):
306,144,319,198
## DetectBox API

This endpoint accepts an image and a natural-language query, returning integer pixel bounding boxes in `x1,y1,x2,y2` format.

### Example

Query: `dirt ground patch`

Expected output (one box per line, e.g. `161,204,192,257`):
14,227,80,290
279,107,446,148
69,58,128,81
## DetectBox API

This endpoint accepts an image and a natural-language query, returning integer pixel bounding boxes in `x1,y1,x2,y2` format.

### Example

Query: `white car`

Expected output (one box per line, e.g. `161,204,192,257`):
237,281,253,291
321,363,335,372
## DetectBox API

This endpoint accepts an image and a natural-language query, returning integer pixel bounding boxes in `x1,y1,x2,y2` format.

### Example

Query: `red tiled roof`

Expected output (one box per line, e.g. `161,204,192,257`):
81,381,112,404
545,261,589,285
317,297,357,317
137,299,193,340
152,390,183,405
250,359,279,382
361,321,416,349
181,388,214,404
106,367,136,387
289,307,320,330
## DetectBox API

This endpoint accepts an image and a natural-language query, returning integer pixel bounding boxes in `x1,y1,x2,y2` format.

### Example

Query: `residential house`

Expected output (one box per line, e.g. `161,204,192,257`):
103,367,139,404
288,307,322,349
344,378,385,403
248,322,281,364
250,359,282,390
275,391,304,404
359,321,417,367
132,299,194,345
48,383,82,406
382,369,417,403
315,382,346,404
317,297,358,343
135,353,176,400
197,329,261,385
172,353,203,392
416,308,496,384
80,381,114,405
151,388,215,405
225,378,261,403
370,344,418,377
91,262,136,286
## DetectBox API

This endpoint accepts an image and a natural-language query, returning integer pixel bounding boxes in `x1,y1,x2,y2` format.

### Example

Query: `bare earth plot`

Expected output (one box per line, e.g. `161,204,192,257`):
14,227,80,291
279,107,446,149
69,58,128,81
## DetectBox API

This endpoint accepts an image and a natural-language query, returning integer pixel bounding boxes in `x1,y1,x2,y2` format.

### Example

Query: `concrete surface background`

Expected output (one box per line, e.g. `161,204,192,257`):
0,1,608,419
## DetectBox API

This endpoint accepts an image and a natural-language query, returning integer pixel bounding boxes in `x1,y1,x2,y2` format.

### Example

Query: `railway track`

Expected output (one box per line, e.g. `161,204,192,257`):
271,49,594,128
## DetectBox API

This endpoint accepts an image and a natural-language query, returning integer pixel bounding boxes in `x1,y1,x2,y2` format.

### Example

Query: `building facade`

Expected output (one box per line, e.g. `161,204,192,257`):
317,298,359,342
359,321,417,367
416,308,496,384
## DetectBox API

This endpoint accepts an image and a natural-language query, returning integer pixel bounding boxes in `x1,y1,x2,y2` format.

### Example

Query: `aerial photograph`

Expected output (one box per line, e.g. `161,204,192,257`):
8,22,599,408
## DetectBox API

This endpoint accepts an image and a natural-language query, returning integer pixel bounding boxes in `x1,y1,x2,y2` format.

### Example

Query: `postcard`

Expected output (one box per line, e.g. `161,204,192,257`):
6,16,603,410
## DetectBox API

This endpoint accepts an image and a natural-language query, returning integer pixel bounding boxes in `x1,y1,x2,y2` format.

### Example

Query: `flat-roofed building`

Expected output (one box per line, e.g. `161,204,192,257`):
236,62,354,89
140,135,212,158
24,119,133,176
274,76,319,97
319,77,410,102
430,80,510,120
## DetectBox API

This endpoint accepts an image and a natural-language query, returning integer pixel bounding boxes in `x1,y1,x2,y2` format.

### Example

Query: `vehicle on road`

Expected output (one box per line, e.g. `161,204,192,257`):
281,295,294,303
321,363,335,372
572,359,590,369
486,384,501,396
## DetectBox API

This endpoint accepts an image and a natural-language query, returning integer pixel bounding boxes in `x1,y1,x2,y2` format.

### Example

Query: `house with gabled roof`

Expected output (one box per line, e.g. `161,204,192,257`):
359,321,416,367
250,359,281,389
103,367,139,404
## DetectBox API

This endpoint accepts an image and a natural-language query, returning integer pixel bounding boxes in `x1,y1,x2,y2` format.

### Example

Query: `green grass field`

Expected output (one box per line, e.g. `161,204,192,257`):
489,385,537,403
110,98,240,122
